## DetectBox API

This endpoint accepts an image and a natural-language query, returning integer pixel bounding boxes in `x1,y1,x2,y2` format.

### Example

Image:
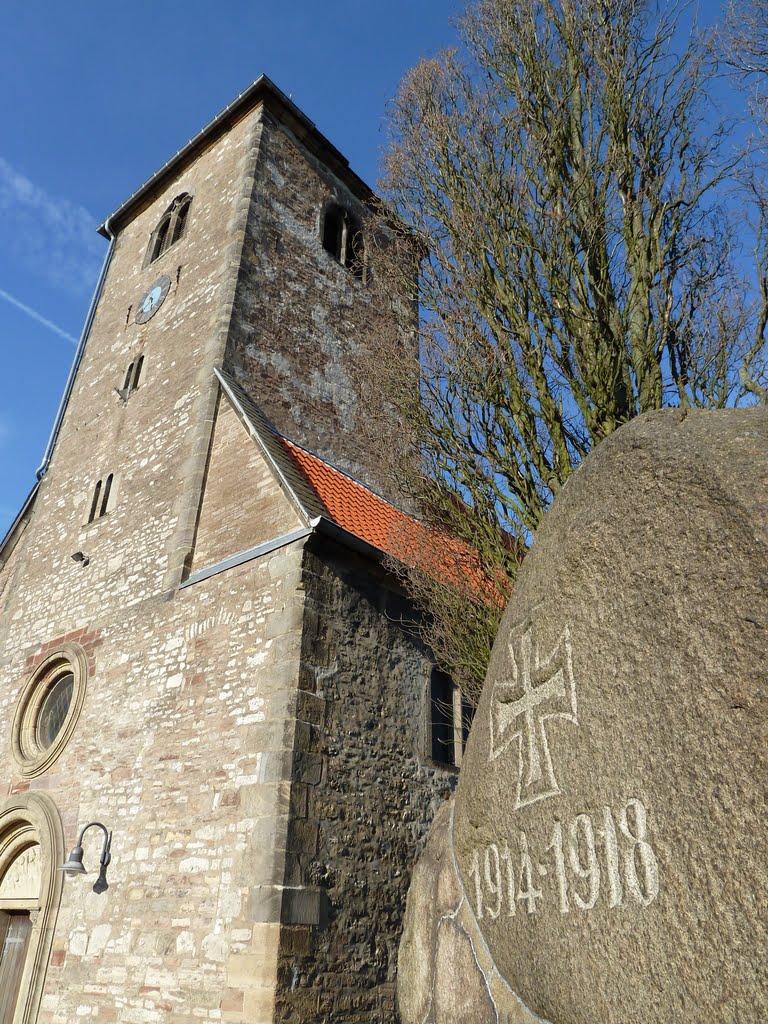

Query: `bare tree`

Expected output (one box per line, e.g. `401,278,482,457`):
719,0,768,401
721,0,768,129
364,0,766,699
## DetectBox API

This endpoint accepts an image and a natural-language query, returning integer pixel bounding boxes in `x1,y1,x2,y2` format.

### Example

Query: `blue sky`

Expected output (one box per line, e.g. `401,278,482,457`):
0,0,735,537
0,0,463,536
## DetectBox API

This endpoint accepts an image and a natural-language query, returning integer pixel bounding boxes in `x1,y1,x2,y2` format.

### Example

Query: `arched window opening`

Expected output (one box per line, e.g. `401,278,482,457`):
150,217,171,264
322,204,345,262
122,361,135,393
87,474,115,524
321,203,368,282
146,193,193,265
170,196,191,246
429,668,475,768
119,356,144,400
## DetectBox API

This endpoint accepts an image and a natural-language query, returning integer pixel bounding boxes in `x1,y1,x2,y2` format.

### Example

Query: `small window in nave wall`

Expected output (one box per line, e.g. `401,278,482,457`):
429,668,475,768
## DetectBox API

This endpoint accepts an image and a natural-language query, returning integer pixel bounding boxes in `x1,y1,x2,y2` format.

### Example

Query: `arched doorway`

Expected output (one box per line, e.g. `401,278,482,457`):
0,794,64,1024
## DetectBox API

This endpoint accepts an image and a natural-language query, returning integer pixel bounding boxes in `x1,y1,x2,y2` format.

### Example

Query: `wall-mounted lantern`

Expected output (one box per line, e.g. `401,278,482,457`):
59,822,112,894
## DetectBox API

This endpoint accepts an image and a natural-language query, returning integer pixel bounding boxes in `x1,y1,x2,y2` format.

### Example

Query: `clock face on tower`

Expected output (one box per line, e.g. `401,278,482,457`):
134,275,171,324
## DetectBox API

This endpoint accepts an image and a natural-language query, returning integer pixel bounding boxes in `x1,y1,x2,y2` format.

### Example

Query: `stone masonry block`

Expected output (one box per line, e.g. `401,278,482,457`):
242,987,277,1024
280,887,327,927
227,949,278,989
253,749,294,785
292,751,323,786
286,817,319,855
295,689,326,727
248,885,285,925
264,604,304,640
239,781,292,819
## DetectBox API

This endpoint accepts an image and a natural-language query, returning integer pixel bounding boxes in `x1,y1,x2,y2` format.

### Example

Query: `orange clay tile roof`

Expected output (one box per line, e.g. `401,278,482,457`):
281,439,416,554
214,367,503,603
281,439,502,603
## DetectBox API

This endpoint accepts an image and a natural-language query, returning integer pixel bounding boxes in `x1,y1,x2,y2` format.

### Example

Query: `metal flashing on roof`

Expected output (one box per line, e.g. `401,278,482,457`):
214,367,327,524
181,525,314,588
179,515,389,591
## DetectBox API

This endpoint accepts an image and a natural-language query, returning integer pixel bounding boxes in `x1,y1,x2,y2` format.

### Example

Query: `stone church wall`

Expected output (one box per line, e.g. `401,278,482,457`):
224,111,413,497
1,526,453,1024
0,103,262,621
275,542,456,1024
0,86,447,1024
0,536,310,1024
0,103,306,1021
191,398,303,573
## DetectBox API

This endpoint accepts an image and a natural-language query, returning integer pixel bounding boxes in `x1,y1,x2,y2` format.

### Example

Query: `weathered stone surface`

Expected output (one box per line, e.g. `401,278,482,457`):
450,407,768,1024
398,799,545,1024
274,543,456,1023
224,109,415,498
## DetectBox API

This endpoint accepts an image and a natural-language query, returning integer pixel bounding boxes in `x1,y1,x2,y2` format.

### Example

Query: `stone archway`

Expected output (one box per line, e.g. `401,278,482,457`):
0,794,64,1024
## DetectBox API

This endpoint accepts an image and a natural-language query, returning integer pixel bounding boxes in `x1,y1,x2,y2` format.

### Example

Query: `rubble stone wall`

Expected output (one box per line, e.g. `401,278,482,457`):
275,542,457,1024
224,111,415,497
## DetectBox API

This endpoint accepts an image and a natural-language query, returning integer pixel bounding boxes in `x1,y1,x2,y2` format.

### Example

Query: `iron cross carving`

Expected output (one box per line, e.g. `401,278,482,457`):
489,622,577,809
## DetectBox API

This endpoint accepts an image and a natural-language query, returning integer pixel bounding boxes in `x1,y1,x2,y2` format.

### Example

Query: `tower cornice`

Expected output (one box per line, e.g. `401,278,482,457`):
97,74,375,238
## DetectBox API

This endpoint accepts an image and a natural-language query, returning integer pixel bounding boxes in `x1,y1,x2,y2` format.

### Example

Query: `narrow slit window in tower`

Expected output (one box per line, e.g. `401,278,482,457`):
100,474,114,518
120,355,144,398
87,474,115,524
322,204,345,263
88,480,102,524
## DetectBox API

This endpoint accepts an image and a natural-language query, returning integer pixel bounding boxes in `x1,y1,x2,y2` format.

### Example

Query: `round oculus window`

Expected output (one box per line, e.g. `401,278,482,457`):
36,672,74,750
11,644,87,778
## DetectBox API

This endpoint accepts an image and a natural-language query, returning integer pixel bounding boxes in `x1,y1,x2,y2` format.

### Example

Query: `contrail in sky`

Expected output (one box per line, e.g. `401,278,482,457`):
0,288,78,345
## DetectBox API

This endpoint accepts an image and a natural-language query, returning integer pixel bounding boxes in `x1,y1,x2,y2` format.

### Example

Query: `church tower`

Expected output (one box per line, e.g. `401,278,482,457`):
0,78,460,1024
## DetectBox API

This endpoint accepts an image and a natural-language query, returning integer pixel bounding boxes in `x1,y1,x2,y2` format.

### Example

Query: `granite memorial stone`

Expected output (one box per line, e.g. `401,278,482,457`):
400,407,767,1024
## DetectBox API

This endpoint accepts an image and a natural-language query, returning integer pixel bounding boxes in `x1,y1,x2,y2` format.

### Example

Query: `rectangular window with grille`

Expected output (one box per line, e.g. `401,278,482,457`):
429,669,475,767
